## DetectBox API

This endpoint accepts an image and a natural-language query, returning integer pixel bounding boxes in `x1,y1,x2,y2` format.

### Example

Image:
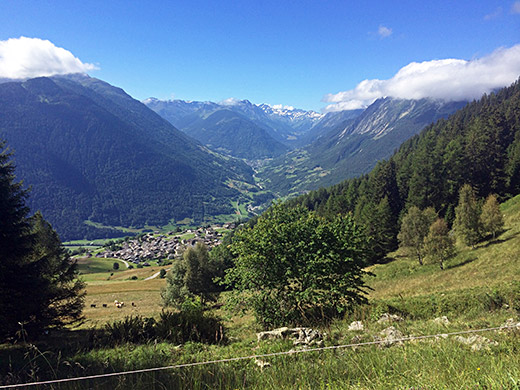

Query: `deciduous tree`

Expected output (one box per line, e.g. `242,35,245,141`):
225,202,370,328
480,194,504,239
398,206,437,265
424,218,455,270
453,184,482,248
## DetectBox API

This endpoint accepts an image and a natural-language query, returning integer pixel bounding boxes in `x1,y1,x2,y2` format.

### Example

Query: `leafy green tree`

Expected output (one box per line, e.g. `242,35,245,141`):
113,262,120,270
480,194,504,239
453,184,482,248
398,206,437,265
225,202,370,328
162,242,219,308
424,218,455,270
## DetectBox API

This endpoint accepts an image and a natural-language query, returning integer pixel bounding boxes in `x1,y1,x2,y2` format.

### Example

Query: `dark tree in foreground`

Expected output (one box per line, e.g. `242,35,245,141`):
23,213,86,334
225,202,370,328
0,142,84,341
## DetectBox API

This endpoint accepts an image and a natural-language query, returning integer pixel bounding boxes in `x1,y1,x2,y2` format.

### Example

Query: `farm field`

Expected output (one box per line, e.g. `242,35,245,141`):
76,257,169,325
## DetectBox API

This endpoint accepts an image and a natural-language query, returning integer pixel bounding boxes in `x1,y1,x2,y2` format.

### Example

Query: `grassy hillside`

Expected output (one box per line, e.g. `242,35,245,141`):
1,196,519,389
368,194,520,300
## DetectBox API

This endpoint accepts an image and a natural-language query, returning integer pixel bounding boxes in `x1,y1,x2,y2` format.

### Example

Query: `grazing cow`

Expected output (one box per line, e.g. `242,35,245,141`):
102,304,107,308
90,304,96,308
131,302,136,307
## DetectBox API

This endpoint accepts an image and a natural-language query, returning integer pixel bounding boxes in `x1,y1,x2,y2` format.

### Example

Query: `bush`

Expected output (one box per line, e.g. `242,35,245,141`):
103,303,224,345
113,262,120,270
159,269,166,278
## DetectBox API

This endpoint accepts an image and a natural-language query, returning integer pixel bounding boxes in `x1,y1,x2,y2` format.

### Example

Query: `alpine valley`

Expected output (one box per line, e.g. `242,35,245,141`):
0,72,503,241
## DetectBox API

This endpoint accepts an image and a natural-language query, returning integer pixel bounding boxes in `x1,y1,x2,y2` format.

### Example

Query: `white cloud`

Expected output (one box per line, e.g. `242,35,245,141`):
0,36,97,79
378,25,393,38
512,1,520,14
323,45,520,112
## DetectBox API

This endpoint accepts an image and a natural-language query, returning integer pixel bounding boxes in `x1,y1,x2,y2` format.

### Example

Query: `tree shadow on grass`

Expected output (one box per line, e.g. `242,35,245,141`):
447,256,478,270
478,230,518,249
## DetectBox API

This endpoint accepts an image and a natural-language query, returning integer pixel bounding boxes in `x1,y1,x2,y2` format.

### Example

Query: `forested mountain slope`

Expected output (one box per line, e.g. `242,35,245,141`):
259,98,466,195
180,109,288,159
0,75,255,240
289,80,520,260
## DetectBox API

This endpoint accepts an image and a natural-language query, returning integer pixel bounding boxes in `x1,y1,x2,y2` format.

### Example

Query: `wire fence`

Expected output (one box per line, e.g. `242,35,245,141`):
1,324,518,389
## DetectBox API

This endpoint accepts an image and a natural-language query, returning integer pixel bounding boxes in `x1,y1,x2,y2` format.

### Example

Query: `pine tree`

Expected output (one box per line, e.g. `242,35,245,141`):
0,142,85,340
480,194,504,239
453,184,482,248
398,206,437,265
424,218,455,270
23,213,86,334
0,142,34,340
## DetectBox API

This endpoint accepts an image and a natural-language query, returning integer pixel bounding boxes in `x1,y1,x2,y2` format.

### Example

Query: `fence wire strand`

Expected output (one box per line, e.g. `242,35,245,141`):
1,324,518,389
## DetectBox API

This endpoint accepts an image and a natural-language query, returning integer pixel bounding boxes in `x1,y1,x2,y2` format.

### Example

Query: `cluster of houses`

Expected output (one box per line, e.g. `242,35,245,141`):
96,225,231,264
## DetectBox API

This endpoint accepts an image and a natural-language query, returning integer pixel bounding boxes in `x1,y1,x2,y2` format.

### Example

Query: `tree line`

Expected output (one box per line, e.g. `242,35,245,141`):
287,79,520,264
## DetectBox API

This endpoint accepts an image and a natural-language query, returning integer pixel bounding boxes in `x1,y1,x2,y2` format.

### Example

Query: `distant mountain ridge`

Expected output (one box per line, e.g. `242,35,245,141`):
0,74,256,240
144,98,324,155
258,97,467,195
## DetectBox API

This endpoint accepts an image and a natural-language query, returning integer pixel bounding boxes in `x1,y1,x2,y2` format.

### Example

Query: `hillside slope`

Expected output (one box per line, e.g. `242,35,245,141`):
180,109,288,159
368,193,520,299
0,75,255,240
259,98,466,195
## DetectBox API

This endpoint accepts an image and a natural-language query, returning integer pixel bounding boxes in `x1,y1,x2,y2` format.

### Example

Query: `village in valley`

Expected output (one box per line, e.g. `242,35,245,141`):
87,224,235,265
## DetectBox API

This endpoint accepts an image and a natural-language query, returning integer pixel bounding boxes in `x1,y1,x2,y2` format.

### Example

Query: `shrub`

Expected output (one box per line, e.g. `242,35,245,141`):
113,262,120,270
103,304,225,345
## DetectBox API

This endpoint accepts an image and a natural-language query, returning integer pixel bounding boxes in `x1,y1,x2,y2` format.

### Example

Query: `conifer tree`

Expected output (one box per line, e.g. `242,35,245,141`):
398,206,437,265
0,142,85,340
480,194,504,239
424,218,455,270
453,184,481,248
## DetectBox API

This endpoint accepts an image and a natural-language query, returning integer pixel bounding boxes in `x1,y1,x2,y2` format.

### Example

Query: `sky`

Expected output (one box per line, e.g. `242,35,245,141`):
0,1,519,111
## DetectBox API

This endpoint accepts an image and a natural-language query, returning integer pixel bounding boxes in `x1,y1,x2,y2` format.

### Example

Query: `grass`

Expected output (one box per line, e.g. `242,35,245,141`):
74,257,169,325
2,195,520,388
367,195,520,300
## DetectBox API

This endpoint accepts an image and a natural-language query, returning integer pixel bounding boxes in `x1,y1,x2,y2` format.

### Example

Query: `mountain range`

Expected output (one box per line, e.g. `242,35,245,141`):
257,97,467,195
0,74,256,240
144,97,324,157
0,73,481,240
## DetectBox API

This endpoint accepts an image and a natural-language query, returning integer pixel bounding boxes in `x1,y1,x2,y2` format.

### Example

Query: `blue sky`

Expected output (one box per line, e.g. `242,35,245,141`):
0,1,519,111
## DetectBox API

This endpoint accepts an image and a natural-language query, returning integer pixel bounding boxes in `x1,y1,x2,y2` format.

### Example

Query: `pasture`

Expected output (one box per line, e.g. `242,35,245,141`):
76,257,168,325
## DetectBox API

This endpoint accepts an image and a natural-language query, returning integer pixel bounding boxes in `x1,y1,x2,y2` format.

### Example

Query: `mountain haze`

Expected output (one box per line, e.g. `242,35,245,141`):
144,98,324,153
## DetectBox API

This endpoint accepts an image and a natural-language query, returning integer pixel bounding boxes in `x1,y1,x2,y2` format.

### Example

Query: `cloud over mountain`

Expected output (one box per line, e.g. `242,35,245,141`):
0,37,97,79
323,45,520,111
